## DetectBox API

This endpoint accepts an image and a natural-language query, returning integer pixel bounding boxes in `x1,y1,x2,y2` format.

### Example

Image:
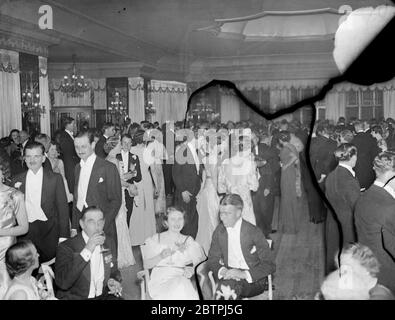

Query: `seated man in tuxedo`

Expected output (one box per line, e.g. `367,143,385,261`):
208,193,276,300
55,206,123,300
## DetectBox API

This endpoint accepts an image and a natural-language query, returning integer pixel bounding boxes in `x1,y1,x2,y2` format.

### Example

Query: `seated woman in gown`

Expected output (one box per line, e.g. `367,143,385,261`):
141,206,206,300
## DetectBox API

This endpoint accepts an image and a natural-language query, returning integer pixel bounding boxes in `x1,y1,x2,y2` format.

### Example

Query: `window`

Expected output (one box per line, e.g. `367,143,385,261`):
290,88,322,124
345,89,383,121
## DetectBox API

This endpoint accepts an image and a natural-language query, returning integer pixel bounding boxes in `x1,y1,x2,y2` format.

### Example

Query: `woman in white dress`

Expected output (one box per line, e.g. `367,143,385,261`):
129,130,157,246
141,206,206,300
195,130,223,255
218,134,259,225
105,136,136,268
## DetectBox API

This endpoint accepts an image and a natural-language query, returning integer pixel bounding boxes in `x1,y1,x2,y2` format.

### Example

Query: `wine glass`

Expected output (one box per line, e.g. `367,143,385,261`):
99,232,109,254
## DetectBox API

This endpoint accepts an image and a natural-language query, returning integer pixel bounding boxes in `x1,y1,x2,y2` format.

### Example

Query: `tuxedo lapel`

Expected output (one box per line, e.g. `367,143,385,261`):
219,226,229,267
74,163,81,201
86,158,101,204
40,169,49,209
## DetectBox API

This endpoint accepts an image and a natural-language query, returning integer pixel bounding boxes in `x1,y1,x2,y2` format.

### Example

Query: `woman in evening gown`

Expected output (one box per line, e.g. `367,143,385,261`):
0,157,28,299
141,207,206,300
277,131,304,234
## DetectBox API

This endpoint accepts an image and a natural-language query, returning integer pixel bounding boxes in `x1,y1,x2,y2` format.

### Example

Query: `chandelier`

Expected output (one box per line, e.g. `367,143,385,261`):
21,71,45,115
145,100,156,115
189,93,218,121
60,54,90,97
108,90,127,119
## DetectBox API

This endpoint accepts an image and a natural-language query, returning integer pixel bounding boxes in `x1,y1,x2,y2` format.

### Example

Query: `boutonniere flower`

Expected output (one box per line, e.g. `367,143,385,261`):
216,285,237,300
132,155,136,160
14,182,22,189
98,177,104,183
250,246,257,254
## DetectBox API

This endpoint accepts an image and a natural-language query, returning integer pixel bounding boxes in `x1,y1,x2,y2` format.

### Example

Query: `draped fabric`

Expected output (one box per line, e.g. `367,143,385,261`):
50,79,92,106
150,80,187,125
91,79,106,110
39,56,51,136
325,90,346,122
384,88,395,119
128,77,145,123
270,88,290,112
0,49,21,138
220,91,240,123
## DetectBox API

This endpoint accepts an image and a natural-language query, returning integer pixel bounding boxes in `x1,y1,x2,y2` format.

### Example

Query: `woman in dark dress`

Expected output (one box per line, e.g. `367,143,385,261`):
324,143,360,274
278,131,304,234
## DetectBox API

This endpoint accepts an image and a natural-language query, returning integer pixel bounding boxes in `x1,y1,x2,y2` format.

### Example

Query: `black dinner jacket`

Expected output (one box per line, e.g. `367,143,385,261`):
95,135,108,159
115,151,142,184
207,219,276,282
55,233,121,300
58,130,79,192
11,168,70,238
72,156,122,235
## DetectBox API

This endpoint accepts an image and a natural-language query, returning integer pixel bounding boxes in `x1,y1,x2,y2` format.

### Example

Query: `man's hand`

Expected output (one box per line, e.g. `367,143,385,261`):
85,233,105,253
107,278,122,297
128,184,138,197
160,248,173,259
264,189,270,197
224,269,247,281
181,191,192,203
183,266,194,279
122,172,134,181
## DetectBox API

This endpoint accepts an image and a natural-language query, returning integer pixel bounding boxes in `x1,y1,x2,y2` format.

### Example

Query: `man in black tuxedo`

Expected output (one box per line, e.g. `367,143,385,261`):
11,141,70,263
306,124,338,223
208,194,276,299
35,133,53,172
116,134,142,227
58,117,79,194
252,133,280,238
95,122,115,159
55,206,122,300
352,120,381,190
172,135,202,238
72,130,122,261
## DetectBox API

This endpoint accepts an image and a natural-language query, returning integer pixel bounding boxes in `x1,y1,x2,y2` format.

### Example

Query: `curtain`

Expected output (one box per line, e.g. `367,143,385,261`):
150,80,187,124
325,90,347,122
50,79,92,106
270,88,290,112
92,79,106,110
128,77,145,123
220,92,240,123
384,89,395,119
39,56,51,136
0,49,21,138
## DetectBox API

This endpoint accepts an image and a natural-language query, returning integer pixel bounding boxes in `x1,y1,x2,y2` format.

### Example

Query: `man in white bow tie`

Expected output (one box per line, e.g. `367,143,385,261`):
72,131,122,261
11,141,70,264
207,193,275,299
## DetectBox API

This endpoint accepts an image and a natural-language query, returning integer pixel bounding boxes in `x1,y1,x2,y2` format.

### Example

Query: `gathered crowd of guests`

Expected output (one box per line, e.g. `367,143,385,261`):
0,114,395,300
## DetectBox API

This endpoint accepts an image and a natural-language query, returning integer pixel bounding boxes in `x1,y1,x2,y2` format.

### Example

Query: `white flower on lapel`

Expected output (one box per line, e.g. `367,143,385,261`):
98,177,104,183
110,262,114,268
216,285,237,300
14,182,22,189
250,246,257,254
132,155,136,160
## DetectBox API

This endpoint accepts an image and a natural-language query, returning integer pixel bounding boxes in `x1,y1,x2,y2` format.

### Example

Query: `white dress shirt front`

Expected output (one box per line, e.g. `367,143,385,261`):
25,167,48,223
120,150,129,174
77,153,97,211
218,218,252,283
80,231,105,298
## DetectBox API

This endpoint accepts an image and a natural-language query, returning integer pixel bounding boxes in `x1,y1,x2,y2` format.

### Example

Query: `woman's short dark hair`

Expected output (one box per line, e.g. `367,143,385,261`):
334,143,357,161
220,193,244,211
161,206,187,230
5,240,36,278
133,129,146,145
9,129,19,139
49,140,62,154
